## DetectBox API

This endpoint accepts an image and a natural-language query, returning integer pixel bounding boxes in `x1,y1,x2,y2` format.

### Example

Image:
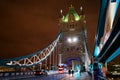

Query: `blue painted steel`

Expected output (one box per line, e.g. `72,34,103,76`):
94,0,120,59
99,30,120,63
98,15,120,62
106,47,120,62
94,0,109,57
0,33,62,67
96,0,109,45
111,0,116,2
94,46,100,57
111,0,120,26
93,1,120,79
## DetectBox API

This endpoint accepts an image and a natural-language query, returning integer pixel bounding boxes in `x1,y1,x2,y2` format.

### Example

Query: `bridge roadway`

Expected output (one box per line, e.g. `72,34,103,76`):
0,71,92,80
60,72,91,80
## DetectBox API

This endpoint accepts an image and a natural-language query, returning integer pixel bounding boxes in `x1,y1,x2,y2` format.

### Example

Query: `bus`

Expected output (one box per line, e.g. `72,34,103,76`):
58,66,64,74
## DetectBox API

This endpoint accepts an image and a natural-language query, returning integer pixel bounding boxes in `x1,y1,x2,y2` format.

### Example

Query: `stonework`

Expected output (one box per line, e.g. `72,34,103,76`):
58,6,88,69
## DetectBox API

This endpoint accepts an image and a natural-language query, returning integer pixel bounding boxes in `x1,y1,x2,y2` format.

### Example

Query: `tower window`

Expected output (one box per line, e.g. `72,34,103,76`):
67,48,69,52
77,47,79,51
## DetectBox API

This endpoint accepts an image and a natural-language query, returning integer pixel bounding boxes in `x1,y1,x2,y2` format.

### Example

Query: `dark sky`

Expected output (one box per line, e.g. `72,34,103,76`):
0,0,100,59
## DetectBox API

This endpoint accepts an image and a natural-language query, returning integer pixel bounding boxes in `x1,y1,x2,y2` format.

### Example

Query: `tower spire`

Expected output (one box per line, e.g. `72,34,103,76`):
60,9,64,19
69,4,74,10
60,9,63,15
80,6,84,15
80,6,83,11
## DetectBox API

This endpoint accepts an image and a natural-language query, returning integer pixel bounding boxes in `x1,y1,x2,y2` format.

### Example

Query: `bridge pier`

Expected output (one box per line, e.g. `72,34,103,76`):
58,54,62,66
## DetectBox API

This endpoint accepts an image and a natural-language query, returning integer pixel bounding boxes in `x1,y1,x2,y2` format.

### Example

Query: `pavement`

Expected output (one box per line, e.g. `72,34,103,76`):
60,72,92,80
0,71,92,80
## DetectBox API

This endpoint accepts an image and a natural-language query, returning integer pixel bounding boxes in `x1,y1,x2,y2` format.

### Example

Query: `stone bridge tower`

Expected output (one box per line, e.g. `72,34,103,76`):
58,5,90,71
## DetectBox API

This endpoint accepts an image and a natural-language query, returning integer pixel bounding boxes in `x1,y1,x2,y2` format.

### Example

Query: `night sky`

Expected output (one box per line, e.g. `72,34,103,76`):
0,0,100,59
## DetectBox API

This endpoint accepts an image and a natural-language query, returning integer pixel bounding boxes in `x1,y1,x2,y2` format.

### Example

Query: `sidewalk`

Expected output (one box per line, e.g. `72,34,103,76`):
61,72,92,80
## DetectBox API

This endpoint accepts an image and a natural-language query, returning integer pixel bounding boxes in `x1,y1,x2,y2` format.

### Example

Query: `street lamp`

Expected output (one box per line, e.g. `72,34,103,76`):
73,37,78,43
67,38,72,43
67,37,78,43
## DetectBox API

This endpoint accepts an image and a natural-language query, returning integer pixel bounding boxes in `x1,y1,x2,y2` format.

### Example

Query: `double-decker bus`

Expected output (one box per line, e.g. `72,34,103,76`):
58,66,64,74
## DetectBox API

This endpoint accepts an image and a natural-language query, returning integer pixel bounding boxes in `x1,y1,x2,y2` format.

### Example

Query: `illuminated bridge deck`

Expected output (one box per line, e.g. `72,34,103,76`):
0,72,92,80
60,72,91,80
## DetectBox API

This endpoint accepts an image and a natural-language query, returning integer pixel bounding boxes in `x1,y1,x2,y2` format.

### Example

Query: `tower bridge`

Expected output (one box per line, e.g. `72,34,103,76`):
0,0,120,80
0,5,90,72
58,5,90,71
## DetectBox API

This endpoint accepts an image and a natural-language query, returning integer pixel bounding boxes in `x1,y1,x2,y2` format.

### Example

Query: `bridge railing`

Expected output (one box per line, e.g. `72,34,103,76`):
0,71,35,77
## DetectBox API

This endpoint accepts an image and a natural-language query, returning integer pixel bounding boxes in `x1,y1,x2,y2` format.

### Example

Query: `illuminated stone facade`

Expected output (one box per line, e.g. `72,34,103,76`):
58,6,90,70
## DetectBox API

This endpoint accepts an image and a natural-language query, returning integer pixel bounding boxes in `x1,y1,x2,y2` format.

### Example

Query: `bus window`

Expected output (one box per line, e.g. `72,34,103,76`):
58,66,64,74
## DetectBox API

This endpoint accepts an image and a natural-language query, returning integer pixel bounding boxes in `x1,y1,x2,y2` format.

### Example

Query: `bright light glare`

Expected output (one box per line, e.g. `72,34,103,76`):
67,38,72,43
73,37,78,42
67,37,78,43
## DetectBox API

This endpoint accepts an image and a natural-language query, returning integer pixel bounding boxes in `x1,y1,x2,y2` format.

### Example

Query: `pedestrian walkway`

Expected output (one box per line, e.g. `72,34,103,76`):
0,71,92,80
0,73,66,80
60,72,92,80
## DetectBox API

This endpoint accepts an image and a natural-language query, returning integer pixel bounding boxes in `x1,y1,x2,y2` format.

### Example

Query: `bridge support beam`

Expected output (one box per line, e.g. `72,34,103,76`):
72,60,75,70
49,54,52,70
58,54,62,66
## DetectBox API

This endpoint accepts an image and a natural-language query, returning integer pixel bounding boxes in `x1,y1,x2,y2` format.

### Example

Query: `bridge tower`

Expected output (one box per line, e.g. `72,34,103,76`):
58,5,90,71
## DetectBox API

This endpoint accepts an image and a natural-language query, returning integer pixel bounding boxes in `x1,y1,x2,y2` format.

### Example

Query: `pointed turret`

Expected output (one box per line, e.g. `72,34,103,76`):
61,5,81,23
80,6,84,15
58,5,90,72
59,5,86,32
